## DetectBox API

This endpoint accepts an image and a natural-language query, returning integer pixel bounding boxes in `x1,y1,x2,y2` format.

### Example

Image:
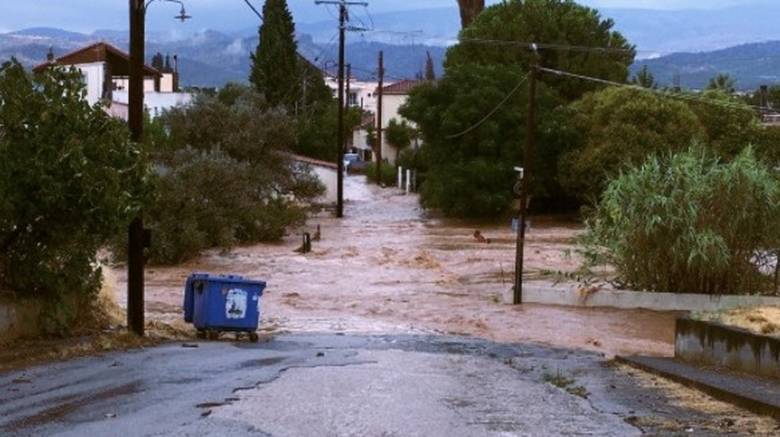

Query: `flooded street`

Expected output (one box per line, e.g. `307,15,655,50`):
112,175,677,357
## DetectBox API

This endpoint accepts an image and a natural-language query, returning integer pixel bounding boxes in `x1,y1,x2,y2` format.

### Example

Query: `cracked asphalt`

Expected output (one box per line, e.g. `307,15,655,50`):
2,334,773,436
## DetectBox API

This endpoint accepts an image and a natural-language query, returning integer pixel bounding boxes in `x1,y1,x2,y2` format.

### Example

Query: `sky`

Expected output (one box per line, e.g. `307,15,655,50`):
0,0,764,34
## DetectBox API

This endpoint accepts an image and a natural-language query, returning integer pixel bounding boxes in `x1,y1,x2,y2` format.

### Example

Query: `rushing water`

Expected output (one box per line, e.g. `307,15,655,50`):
112,175,678,356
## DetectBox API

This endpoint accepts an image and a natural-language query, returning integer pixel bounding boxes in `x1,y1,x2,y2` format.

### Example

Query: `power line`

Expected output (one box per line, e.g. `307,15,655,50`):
538,66,770,112
446,73,530,139
241,0,262,21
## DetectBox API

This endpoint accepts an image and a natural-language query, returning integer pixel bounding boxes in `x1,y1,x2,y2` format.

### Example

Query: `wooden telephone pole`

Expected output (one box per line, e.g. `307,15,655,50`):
128,0,189,335
376,50,384,183
316,0,367,217
128,0,147,336
514,57,538,305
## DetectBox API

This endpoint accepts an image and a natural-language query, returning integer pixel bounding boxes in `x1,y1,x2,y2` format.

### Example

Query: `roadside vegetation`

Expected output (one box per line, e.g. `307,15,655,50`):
0,61,149,334
400,0,780,295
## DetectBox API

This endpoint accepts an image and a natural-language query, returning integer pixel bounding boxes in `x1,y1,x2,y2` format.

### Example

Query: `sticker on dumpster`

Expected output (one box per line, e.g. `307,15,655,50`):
225,289,248,319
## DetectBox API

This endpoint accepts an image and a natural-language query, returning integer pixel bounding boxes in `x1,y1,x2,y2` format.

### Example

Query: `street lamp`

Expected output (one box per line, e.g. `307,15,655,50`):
127,0,191,336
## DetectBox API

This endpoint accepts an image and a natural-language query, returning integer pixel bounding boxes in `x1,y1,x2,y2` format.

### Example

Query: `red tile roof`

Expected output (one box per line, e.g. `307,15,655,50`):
379,79,428,95
33,42,160,77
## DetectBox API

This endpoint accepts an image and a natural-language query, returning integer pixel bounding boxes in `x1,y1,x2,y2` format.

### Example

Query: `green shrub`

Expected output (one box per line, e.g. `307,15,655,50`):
0,60,148,313
582,147,780,295
366,162,397,186
559,87,705,202
138,149,311,265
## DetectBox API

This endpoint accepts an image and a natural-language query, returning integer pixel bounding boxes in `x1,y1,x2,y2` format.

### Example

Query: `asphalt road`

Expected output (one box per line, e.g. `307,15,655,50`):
0,334,765,436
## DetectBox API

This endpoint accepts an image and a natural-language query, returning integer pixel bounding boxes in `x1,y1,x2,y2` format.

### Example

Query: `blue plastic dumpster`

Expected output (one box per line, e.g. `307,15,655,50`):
183,273,266,342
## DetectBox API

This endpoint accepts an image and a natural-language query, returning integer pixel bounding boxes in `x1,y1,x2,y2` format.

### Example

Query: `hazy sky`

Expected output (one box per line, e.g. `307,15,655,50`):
0,0,763,34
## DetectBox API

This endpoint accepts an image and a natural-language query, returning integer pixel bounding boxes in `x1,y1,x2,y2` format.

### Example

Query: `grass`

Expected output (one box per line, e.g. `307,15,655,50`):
542,370,590,399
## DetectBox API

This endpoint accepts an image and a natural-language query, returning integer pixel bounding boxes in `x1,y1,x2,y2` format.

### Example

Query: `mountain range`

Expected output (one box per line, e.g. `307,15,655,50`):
0,27,446,87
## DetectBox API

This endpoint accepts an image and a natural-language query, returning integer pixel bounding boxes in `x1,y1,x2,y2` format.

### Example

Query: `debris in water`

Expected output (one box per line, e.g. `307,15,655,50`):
473,230,492,244
182,343,199,348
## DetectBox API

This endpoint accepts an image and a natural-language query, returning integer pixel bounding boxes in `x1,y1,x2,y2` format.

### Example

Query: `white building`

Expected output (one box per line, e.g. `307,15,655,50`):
289,154,339,205
324,75,380,114
34,42,192,119
377,80,425,165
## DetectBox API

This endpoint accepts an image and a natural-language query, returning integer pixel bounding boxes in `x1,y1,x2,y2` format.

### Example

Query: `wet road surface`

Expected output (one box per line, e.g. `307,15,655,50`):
111,176,678,357
2,334,775,436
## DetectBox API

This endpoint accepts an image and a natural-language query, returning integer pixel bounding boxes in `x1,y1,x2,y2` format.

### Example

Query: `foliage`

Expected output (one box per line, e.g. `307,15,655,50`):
385,118,415,150
707,73,737,94
631,65,657,89
250,0,299,107
366,162,397,186
401,64,572,217
425,51,436,81
446,0,635,101
582,147,780,295
745,85,780,109
0,61,148,306
558,87,705,202
142,149,310,264
685,89,779,161
131,85,323,264
457,0,485,28
294,103,362,161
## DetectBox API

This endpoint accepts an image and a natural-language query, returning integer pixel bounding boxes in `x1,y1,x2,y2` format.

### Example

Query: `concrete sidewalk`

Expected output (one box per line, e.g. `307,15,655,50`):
617,355,780,420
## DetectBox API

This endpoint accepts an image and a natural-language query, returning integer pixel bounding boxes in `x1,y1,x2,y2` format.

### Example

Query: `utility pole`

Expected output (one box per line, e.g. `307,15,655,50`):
376,50,384,184
346,63,352,109
128,0,189,336
514,54,538,305
316,0,367,217
128,0,146,336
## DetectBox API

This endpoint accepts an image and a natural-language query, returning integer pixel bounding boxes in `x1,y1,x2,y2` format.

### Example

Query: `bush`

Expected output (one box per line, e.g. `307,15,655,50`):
141,149,308,264
0,61,148,331
129,86,324,264
581,147,780,295
559,87,705,202
366,162,397,186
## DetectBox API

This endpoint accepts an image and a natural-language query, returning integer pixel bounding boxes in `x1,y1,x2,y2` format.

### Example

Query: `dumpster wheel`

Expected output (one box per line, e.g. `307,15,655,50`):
207,330,220,341
249,332,259,343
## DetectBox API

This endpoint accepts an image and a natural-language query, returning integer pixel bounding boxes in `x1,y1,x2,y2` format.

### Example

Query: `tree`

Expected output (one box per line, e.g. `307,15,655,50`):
0,60,148,329
582,147,780,295
400,64,569,217
707,73,737,94
425,51,436,81
385,118,415,150
446,0,635,101
558,87,705,201
250,0,300,108
151,52,164,71
457,0,485,28
631,65,657,89
139,86,324,264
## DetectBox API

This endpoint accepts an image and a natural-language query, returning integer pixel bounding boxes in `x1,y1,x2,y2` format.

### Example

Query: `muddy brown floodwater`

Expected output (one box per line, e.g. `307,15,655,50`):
111,176,678,357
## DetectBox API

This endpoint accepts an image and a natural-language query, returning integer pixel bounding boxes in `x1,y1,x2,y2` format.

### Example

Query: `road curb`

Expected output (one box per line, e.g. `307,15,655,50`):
615,355,780,420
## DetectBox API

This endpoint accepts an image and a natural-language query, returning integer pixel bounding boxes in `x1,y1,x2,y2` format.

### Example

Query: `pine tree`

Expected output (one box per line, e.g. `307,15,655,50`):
631,65,656,89
250,0,301,108
151,52,164,71
425,51,436,81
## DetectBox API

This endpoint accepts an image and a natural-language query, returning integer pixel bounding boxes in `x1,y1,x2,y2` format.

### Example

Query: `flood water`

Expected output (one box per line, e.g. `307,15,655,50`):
112,176,678,357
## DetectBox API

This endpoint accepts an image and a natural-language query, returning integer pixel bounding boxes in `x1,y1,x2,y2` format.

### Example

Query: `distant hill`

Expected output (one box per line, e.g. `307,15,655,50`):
0,28,445,88
633,41,780,91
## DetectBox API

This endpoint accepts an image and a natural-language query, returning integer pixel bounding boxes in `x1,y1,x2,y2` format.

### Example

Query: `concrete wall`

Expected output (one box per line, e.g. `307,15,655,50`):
112,90,193,119
676,318,780,379
524,284,780,312
311,165,338,205
75,62,106,106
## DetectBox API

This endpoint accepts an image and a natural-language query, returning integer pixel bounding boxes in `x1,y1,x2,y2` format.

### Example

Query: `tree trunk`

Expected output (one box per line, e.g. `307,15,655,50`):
457,0,485,28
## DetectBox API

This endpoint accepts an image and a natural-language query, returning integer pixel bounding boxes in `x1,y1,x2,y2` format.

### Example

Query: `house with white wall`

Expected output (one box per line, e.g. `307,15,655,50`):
34,42,192,119
289,154,339,205
377,79,425,165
